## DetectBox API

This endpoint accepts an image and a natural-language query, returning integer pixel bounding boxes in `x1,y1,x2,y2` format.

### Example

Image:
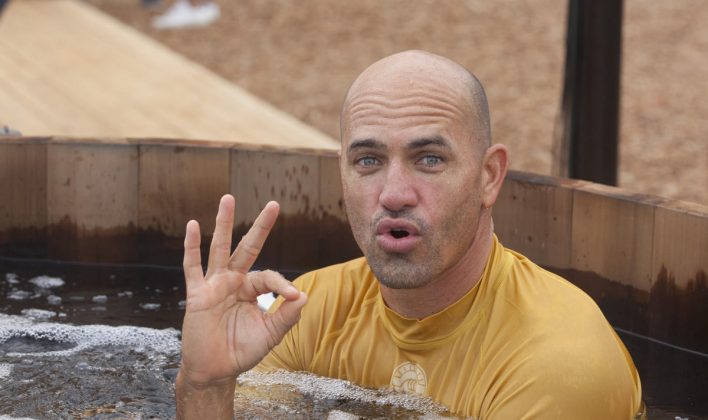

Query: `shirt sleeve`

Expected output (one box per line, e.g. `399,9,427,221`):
484,307,642,419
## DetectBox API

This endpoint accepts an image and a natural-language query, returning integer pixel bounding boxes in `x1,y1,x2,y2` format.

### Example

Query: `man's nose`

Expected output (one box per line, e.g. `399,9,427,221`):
378,163,418,213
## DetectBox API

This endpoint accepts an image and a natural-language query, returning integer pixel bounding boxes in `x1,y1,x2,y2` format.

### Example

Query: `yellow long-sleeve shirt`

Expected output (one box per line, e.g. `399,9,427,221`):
257,236,643,419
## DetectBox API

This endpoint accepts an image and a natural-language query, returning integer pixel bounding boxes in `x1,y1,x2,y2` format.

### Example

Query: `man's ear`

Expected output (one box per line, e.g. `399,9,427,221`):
481,144,509,209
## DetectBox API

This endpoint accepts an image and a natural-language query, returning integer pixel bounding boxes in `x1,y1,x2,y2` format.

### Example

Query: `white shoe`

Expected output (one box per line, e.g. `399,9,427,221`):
152,0,220,30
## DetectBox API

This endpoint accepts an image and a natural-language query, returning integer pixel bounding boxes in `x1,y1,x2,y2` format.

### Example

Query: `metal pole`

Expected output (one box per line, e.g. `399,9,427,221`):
556,0,623,185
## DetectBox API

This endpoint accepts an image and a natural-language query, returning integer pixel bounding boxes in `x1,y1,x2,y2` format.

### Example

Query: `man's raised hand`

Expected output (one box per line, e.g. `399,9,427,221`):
178,194,307,388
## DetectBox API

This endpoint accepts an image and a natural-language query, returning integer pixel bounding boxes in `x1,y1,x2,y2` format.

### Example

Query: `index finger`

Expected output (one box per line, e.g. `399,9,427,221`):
229,201,280,274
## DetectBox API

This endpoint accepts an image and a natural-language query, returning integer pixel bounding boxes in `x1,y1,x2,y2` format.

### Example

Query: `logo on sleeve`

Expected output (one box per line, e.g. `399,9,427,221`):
390,361,427,395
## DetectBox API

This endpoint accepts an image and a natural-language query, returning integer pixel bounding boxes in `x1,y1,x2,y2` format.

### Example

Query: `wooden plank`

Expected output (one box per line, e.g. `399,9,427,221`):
230,149,321,272
571,183,664,291
0,141,47,247
316,155,361,267
317,155,347,222
651,200,708,289
494,171,580,269
0,0,338,150
46,143,139,261
46,143,138,229
138,144,230,239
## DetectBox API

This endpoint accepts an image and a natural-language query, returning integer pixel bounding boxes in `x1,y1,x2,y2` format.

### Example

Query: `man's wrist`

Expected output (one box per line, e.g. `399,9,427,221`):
176,370,236,420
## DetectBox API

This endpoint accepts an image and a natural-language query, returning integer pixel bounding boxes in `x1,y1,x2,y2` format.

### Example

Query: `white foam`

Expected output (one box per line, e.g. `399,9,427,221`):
20,309,56,320
47,295,62,305
92,295,108,303
0,313,180,358
140,303,161,310
118,291,133,298
239,371,448,416
7,290,32,301
326,410,360,420
28,276,64,289
0,363,12,379
0,416,36,420
4,273,19,284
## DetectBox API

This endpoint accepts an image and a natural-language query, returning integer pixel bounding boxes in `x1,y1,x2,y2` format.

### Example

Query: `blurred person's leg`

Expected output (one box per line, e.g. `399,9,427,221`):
152,0,219,30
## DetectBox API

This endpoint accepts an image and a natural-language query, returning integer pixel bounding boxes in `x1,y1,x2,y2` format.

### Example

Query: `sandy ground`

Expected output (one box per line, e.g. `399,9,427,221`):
89,0,707,204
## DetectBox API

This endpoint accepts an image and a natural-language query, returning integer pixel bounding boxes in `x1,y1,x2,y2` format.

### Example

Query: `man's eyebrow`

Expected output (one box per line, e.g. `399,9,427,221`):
407,136,451,149
347,138,386,153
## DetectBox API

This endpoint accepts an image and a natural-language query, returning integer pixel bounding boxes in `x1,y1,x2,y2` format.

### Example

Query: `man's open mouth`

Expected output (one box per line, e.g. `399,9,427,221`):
390,229,410,239
374,219,421,252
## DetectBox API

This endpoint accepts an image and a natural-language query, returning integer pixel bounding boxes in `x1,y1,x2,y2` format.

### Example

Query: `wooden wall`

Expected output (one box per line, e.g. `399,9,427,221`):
493,170,708,294
0,137,357,270
1,136,706,293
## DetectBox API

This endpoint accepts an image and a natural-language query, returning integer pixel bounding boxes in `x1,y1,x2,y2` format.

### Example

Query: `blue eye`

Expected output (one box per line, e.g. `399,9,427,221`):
357,157,378,166
420,155,442,166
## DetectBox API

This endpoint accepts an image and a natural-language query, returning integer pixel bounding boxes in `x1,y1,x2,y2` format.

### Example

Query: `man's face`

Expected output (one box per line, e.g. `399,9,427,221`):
340,78,487,290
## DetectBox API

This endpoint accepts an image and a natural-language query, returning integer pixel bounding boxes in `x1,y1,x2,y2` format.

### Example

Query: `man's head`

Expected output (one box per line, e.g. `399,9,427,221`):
339,50,508,290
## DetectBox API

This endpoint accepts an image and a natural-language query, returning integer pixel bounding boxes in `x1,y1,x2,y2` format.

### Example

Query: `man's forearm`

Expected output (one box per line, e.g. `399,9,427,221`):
175,370,236,420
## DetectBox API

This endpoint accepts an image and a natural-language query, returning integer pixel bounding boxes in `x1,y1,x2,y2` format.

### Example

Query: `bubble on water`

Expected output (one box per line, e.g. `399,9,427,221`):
92,295,108,303
239,371,449,417
47,295,62,305
20,309,56,320
118,291,133,298
0,363,12,379
75,361,91,370
178,300,186,309
140,303,161,311
28,276,64,289
0,313,180,358
5,273,20,284
7,290,32,301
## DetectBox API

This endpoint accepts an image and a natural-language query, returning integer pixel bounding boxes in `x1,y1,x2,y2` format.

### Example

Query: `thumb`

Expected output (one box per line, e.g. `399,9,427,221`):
267,292,308,342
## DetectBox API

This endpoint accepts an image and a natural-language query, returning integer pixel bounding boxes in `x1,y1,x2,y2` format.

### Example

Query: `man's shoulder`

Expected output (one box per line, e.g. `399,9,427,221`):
486,246,642,417
501,247,602,318
493,246,622,352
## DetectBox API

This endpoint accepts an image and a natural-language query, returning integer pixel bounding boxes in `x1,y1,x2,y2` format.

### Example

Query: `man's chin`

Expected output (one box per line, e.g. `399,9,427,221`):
376,273,437,290
366,254,435,290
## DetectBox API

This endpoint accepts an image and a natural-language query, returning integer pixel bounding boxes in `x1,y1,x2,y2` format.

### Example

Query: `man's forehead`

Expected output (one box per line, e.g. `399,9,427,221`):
339,50,491,152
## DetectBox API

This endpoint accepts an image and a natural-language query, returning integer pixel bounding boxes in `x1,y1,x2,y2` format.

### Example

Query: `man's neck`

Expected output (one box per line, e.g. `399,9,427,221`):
379,218,494,320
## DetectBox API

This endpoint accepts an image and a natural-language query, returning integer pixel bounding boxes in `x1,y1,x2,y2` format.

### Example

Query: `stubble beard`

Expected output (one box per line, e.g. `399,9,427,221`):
352,204,481,291
358,213,443,290
366,247,443,290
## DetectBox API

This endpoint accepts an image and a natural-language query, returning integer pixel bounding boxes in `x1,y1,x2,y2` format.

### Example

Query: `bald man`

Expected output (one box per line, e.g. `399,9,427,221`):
176,51,643,419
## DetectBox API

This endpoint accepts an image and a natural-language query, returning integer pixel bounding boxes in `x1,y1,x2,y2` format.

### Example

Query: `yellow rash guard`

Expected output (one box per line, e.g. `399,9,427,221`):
256,235,642,419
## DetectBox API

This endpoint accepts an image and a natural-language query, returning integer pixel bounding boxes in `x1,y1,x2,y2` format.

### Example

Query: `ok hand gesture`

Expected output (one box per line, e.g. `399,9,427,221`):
176,194,307,418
